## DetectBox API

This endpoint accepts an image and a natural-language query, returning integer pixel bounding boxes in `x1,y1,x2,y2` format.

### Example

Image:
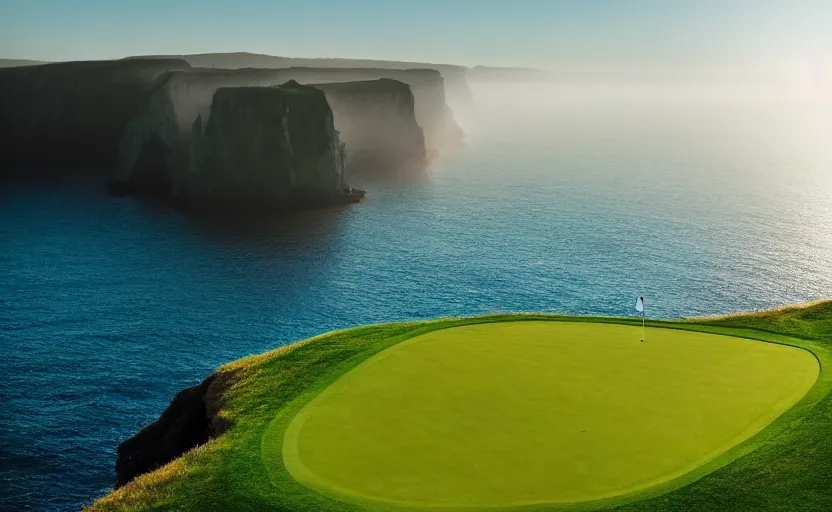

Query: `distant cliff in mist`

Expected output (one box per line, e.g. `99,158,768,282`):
114,68,434,203
134,52,473,107
313,79,426,171
124,61,463,154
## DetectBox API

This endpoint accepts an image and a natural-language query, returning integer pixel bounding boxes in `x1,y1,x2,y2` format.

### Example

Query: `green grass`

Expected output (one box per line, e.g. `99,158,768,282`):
282,322,816,508
88,302,832,512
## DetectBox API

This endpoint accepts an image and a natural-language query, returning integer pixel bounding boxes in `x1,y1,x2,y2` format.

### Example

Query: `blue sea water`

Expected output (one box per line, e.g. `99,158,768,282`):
1,84,831,510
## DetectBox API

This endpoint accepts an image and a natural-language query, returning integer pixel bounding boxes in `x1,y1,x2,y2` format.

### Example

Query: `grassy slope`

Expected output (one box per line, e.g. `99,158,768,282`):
88,302,832,512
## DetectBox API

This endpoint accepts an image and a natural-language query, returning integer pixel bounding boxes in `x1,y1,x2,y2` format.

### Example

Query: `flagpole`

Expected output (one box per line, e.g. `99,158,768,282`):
636,296,645,342
641,311,645,342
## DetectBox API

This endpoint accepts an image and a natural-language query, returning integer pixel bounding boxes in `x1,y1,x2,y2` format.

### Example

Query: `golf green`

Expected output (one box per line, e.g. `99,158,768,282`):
281,321,818,508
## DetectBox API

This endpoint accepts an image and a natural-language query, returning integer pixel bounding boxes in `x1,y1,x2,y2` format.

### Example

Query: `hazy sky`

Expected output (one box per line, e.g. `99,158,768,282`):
1,1,831,68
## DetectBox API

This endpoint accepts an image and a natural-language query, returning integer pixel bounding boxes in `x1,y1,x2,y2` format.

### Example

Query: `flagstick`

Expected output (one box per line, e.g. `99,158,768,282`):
641,311,645,342
636,296,646,342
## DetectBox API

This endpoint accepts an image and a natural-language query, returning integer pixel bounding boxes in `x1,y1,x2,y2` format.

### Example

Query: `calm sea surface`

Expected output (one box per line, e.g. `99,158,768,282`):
2,83,831,510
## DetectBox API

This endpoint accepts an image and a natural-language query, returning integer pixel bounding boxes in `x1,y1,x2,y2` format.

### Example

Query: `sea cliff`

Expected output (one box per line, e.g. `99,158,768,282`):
0,59,457,211
121,64,461,152
314,79,426,171
280,67,462,154
113,81,353,210
115,68,435,199
135,52,473,118
0,59,190,172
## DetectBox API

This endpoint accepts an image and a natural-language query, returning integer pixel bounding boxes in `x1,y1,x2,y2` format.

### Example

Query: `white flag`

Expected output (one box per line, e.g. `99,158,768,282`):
636,296,644,313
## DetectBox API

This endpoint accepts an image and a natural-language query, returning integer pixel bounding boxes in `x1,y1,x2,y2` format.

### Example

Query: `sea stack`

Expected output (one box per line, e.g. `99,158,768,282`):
113,81,354,211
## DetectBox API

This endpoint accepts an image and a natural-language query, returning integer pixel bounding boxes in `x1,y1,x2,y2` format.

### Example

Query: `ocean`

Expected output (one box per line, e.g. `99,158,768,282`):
1,81,831,510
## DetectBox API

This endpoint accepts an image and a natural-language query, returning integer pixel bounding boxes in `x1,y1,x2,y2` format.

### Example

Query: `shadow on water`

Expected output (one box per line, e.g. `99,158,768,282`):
183,204,350,249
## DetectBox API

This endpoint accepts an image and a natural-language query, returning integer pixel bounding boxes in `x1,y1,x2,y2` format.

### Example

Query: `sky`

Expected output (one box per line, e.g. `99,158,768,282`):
1,1,831,69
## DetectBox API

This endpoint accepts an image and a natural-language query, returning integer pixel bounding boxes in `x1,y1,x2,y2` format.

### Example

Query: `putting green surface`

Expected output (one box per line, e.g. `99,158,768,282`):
282,321,818,508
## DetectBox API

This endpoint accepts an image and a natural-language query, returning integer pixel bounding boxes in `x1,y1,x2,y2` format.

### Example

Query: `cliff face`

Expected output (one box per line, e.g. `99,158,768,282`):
313,79,426,171
136,52,473,113
0,59,190,172
114,81,350,210
116,69,441,193
0,57,463,178
280,67,462,154
118,66,460,153
115,374,224,488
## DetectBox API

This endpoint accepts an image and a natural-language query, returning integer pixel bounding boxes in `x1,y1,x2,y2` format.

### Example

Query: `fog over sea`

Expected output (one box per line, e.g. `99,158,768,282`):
1,80,831,511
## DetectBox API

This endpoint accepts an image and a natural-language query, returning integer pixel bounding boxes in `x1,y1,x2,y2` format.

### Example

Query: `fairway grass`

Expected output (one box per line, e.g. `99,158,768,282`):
281,322,818,508
88,302,832,512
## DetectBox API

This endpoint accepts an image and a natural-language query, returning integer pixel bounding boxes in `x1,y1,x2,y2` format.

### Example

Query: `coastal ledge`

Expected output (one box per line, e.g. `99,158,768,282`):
93,301,832,512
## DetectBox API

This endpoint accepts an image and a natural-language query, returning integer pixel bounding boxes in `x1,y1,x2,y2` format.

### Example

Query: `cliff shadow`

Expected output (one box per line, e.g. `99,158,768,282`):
182,202,353,254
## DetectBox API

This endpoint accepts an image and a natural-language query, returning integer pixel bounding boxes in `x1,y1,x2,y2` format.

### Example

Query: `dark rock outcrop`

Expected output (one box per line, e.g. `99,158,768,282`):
313,79,426,171
114,68,438,203
115,374,222,488
0,59,459,182
113,81,352,210
0,59,191,172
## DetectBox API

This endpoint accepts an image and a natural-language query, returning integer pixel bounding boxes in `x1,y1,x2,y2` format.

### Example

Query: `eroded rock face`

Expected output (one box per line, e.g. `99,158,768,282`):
188,83,348,209
276,67,463,155
0,58,462,180
113,81,350,211
115,67,458,174
115,374,222,488
0,59,190,172
114,69,443,203
313,79,426,171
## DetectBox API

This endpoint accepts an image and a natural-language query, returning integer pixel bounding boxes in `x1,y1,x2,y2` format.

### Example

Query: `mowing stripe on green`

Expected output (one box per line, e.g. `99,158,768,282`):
281,322,818,508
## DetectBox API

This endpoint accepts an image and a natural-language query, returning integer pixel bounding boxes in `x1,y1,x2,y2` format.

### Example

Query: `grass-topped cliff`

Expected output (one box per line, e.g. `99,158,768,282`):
88,301,832,511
